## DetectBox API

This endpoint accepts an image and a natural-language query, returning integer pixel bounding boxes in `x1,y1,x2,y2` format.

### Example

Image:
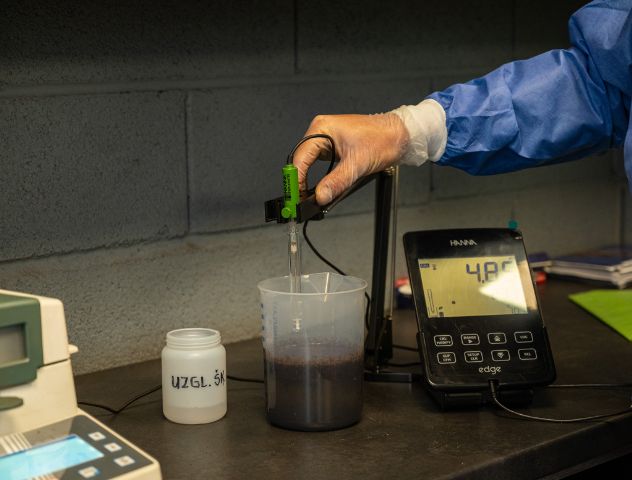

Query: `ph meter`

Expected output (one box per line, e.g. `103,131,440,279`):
403,229,556,408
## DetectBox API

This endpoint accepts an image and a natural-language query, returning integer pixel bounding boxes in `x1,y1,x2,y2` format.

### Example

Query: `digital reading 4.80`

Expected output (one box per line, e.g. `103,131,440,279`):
418,255,529,318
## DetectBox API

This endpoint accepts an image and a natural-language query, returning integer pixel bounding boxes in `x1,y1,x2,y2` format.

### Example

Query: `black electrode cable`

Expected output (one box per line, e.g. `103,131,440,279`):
303,219,372,330
286,133,337,176
489,380,632,423
227,375,264,384
302,220,346,276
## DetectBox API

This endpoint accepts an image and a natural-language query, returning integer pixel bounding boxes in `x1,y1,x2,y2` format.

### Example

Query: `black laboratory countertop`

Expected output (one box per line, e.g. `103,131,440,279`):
75,279,632,480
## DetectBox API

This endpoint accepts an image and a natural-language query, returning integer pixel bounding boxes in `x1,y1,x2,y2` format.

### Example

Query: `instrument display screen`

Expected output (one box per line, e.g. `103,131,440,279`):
0,324,26,365
418,255,532,318
0,434,103,480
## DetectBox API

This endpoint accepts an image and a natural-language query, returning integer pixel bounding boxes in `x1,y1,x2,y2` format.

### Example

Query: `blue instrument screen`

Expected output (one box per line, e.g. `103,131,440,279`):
0,434,103,480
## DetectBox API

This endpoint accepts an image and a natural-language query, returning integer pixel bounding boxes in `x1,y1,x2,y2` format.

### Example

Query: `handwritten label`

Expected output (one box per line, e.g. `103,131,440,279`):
170,369,225,389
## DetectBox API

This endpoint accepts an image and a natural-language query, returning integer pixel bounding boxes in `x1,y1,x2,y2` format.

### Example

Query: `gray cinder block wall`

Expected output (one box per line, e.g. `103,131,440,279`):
1,0,624,374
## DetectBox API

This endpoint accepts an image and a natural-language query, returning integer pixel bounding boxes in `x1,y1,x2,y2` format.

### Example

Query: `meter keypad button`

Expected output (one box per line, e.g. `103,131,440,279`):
487,333,507,344
515,331,534,343
434,335,453,347
518,348,538,361
104,442,122,452
78,467,100,478
464,351,483,363
461,334,480,346
491,350,511,362
88,432,106,441
114,455,136,467
437,352,456,364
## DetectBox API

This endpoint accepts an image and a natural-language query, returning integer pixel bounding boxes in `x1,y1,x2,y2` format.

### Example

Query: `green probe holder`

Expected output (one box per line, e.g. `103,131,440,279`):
281,164,300,220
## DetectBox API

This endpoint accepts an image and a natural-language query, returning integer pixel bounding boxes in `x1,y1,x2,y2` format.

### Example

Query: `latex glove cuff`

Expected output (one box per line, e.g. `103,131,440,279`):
390,99,447,167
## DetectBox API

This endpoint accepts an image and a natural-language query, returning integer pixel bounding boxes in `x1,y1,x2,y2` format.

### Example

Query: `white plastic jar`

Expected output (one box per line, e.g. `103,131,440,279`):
161,328,227,424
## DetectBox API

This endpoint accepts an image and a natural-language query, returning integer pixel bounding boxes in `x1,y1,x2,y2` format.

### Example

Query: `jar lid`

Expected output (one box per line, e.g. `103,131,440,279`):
166,328,221,348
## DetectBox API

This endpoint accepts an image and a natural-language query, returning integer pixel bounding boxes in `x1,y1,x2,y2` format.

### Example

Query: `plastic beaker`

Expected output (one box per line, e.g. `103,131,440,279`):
258,272,367,431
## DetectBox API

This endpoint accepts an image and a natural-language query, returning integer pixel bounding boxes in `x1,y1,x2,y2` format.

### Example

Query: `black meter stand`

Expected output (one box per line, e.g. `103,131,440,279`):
404,228,556,409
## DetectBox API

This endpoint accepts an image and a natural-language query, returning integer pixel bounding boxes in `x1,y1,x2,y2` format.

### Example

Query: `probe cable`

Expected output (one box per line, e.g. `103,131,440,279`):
226,375,264,384
303,219,372,330
303,219,400,367
287,133,337,176
489,380,632,423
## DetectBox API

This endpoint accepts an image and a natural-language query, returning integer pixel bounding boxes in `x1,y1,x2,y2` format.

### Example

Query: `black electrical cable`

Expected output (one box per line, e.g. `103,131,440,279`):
286,133,338,176
227,375,264,384
489,380,632,423
303,219,371,330
386,361,422,368
547,383,632,389
78,385,162,415
78,375,263,415
302,220,345,276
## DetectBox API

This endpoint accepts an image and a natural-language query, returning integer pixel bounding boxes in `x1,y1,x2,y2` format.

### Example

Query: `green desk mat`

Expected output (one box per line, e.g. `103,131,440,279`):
569,290,632,341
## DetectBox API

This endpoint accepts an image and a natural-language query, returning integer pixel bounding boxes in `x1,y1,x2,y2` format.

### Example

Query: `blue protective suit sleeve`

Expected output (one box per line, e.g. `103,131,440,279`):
428,0,631,175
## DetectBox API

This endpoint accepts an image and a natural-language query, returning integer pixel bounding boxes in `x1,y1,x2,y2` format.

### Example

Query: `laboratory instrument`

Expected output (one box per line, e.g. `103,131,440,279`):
258,273,367,431
161,328,227,425
403,229,556,408
0,289,161,480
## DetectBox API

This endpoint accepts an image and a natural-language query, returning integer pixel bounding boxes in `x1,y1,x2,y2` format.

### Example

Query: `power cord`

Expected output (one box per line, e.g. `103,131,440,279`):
489,380,632,423
547,382,632,389
78,375,263,415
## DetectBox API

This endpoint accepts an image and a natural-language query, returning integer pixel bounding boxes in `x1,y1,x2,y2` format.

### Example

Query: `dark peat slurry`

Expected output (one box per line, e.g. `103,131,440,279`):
264,342,363,431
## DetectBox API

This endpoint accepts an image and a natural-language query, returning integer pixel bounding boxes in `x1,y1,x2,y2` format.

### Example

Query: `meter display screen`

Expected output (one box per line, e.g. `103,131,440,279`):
419,255,530,318
0,435,103,480
0,324,26,364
